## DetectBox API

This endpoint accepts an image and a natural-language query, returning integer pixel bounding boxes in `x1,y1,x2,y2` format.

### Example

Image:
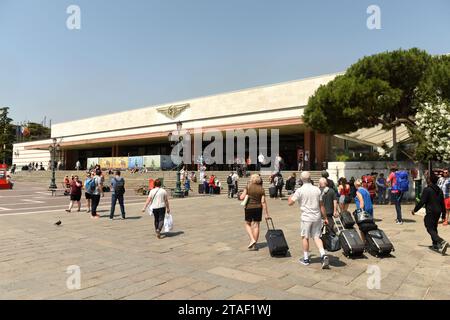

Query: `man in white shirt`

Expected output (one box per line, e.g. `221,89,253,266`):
258,153,265,171
232,171,239,197
288,171,329,269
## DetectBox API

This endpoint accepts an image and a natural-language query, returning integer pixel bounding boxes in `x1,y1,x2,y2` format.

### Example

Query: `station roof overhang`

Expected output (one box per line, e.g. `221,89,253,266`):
24,117,306,151
334,124,411,148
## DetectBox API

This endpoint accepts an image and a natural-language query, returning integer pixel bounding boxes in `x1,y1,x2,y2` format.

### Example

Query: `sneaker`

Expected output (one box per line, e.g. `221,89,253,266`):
121,216,126,220
395,220,403,225
321,255,330,269
440,241,449,255
109,218,113,221
300,258,310,266
65,209,71,213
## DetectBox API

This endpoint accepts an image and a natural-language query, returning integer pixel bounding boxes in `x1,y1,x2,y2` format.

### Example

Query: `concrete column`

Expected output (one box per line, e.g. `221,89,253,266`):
304,129,311,170
315,133,327,170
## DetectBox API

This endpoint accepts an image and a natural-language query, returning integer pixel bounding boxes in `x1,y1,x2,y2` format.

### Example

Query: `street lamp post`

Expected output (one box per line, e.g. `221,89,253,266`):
49,138,60,189
169,121,185,198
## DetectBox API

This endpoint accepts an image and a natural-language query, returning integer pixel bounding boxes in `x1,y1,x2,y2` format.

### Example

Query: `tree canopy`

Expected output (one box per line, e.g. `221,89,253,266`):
303,48,450,161
0,107,15,164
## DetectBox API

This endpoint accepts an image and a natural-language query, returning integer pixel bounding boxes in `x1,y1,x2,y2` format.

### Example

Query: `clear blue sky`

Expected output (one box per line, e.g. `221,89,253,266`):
1,0,449,125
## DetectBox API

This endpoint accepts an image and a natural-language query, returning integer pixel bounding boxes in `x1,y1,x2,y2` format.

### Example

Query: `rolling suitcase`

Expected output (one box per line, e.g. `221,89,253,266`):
353,209,378,233
334,217,365,258
340,210,356,229
265,218,289,257
269,186,277,198
365,229,394,257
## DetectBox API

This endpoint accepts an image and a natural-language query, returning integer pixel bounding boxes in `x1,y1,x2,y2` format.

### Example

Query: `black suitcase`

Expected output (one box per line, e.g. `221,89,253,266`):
269,186,277,198
265,218,289,257
340,210,356,229
334,217,364,257
358,220,378,233
353,209,374,225
366,229,394,257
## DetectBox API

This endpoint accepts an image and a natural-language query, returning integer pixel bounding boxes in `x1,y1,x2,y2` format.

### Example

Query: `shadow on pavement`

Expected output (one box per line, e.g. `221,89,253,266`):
309,255,347,267
163,231,184,238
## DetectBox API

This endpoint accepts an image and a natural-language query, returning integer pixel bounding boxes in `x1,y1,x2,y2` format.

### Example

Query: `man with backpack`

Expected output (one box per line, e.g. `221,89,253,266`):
227,172,234,198
110,170,126,220
388,168,409,225
321,171,338,197
88,170,103,219
274,173,284,199
412,174,449,255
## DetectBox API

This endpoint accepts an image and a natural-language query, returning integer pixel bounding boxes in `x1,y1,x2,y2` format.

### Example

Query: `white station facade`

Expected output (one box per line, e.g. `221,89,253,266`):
13,72,397,171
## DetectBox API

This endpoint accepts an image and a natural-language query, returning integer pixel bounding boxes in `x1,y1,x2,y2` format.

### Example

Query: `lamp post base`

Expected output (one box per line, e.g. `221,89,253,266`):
172,189,185,198
49,182,57,189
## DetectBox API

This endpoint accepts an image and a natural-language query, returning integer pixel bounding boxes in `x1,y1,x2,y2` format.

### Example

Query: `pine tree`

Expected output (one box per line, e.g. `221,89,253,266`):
0,107,15,165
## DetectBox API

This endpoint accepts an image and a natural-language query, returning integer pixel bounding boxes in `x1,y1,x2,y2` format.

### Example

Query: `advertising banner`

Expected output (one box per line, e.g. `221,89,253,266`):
128,156,144,169
161,155,175,170
113,157,128,170
87,158,99,170
99,157,113,169
143,156,161,171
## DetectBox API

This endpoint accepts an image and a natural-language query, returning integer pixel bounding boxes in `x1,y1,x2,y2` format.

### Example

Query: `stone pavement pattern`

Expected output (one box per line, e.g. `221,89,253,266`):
0,182,449,300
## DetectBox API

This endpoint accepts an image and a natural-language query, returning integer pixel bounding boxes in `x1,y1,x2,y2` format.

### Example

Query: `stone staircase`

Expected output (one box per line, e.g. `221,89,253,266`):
11,170,324,196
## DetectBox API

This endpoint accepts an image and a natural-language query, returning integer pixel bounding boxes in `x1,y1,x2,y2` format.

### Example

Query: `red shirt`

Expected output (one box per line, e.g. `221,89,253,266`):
339,184,350,196
387,172,398,193
70,180,82,196
209,176,216,187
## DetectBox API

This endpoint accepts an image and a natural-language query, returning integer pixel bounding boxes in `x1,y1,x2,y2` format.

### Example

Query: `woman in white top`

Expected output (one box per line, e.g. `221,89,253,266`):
142,179,171,239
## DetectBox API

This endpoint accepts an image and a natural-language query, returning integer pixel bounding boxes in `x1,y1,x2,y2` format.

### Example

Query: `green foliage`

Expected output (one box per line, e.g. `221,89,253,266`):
419,54,450,103
335,154,350,162
304,75,401,134
0,107,15,164
22,122,51,141
304,48,450,162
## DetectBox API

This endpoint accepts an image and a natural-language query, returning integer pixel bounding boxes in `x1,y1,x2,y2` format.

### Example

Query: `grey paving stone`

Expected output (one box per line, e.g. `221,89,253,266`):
0,188,448,300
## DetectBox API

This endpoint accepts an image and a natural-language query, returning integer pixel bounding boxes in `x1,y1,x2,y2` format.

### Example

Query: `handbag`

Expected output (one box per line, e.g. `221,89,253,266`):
240,195,249,207
147,188,160,216
321,225,341,252
164,214,173,232
353,208,373,224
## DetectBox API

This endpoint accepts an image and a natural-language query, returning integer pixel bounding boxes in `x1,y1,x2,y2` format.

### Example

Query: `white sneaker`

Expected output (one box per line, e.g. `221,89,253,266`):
321,255,330,269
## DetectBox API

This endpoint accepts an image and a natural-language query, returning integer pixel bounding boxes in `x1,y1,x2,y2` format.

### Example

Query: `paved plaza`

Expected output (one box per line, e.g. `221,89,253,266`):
1,181,450,300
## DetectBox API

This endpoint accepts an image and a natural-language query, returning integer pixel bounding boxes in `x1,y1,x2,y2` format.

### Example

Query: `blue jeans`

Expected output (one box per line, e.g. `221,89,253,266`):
110,193,125,219
394,191,403,222
378,189,386,204
209,186,214,195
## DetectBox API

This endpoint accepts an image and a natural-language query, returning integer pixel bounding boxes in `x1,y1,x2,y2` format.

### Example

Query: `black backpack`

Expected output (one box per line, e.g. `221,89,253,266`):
113,178,125,195
276,176,284,188
227,176,233,185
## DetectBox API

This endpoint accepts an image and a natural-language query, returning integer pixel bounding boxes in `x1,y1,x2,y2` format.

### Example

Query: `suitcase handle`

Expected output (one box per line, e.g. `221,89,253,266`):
332,216,345,234
265,217,275,230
